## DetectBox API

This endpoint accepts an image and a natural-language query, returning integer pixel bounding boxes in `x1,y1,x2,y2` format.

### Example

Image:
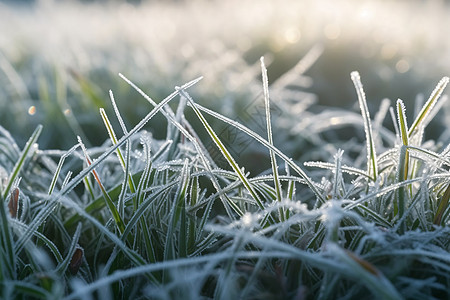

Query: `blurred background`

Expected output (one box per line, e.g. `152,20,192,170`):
1,0,450,173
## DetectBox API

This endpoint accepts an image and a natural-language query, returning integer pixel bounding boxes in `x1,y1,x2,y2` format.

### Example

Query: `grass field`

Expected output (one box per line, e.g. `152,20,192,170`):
1,0,450,299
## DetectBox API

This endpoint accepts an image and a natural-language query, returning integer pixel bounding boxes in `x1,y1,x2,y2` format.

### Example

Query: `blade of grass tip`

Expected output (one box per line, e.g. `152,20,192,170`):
408,76,449,137
78,136,126,235
2,125,42,199
351,72,377,182
178,88,273,225
48,144,80,195
0,191,16,280
396,99,409,181
261,57,284,222
100,108,136,194
109,90,129,135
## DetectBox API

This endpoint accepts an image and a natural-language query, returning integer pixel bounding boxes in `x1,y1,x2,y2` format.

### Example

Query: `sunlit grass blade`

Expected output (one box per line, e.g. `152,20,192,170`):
396,99,409,181
190,101,326,204
119,73,243,218
261,57,284,221
408,76,449,137
100,108,136,194
2,125,42,199
351,71,377,181
178,88,272,225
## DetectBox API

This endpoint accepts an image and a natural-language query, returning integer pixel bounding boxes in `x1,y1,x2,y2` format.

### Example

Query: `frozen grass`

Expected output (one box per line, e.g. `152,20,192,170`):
1,54,450,299
1,1,450,299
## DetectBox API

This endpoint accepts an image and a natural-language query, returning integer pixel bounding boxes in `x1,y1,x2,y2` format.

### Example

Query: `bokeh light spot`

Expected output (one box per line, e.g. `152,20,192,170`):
396,59,410,73
28,106,36,115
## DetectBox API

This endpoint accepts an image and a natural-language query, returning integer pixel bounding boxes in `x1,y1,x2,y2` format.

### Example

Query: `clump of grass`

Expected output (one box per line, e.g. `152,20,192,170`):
1,57,450,300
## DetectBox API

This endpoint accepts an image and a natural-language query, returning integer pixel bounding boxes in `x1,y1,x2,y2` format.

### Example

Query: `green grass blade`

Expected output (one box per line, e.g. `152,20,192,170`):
396,99,409,181
408,76,449,136
351,71,377,181
0,192,15,280
119,73,243,218
191,102,326,204
100,108,136,194
261,57,284,221
178,88,272,224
